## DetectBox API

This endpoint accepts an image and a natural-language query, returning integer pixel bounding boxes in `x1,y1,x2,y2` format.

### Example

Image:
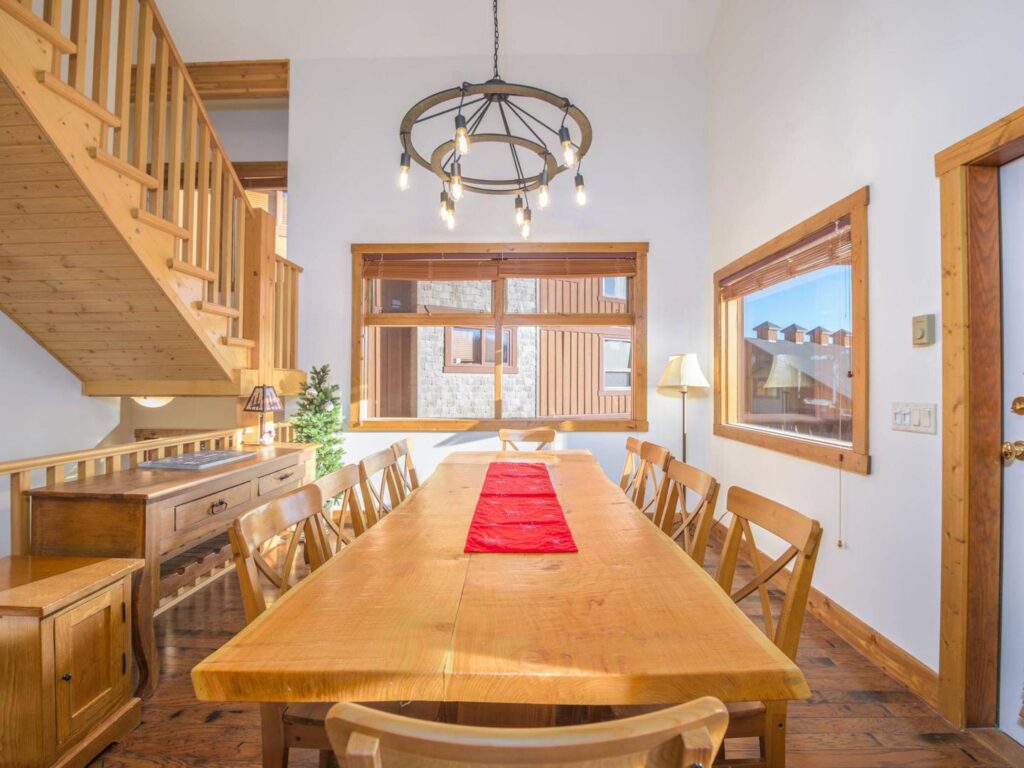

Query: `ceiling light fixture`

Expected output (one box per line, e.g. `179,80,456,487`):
396,0,592,236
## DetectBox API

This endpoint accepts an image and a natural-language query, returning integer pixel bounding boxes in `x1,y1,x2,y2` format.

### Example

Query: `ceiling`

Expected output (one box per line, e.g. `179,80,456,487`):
158,0,722,62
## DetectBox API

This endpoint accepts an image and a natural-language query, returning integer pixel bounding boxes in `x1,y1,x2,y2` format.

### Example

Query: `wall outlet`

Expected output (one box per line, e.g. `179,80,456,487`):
892,402,937,434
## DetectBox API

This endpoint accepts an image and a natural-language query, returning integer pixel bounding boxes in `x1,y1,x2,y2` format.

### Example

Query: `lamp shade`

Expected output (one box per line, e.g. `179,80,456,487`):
764,354,801,389
657,354,709,390
243,385,283,413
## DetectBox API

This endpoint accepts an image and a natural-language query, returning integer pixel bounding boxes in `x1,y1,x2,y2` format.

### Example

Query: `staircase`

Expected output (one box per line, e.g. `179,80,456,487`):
0,0,302,396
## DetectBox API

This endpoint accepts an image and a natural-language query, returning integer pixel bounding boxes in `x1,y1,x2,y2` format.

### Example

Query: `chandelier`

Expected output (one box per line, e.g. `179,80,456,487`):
396,0,592,237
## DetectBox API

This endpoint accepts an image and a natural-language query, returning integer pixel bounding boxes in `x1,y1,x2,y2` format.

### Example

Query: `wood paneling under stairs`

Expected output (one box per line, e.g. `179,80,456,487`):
0,75,228,382
87,537,1014,768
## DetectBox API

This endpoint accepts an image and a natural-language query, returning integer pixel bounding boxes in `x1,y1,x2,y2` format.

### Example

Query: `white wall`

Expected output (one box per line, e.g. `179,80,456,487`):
289,53,710,479
206,106,288,162
0,314,120,555
706,0,1024,669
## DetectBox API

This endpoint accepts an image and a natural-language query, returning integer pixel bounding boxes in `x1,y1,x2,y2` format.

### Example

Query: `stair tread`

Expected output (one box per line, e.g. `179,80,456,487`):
89,147,158,189
168,258,215,281
195,300,240,318
37,71,120,127
0,0,77,53
133,207,191,239
222,336,256,348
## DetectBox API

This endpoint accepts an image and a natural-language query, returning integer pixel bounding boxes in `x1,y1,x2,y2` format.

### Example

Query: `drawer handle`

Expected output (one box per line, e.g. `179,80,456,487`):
61,673,72,682
276,472,294,482
209,499,228,515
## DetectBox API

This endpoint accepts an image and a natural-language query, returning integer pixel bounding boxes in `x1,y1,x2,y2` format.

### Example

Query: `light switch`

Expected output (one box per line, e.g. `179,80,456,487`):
913,314,936,346
892,402,937,434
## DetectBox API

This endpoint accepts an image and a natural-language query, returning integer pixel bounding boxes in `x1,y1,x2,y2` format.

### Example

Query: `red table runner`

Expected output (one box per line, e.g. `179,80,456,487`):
464,462,578,553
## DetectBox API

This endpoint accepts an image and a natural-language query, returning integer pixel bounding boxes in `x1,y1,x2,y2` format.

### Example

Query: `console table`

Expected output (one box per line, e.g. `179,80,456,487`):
25,445,315,699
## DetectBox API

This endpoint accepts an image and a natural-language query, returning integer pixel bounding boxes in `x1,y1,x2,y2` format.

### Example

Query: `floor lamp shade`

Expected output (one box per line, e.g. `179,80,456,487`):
657,354,709,463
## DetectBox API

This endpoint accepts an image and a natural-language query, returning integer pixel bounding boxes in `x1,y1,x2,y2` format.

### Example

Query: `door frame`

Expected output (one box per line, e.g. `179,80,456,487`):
936,105,1024,728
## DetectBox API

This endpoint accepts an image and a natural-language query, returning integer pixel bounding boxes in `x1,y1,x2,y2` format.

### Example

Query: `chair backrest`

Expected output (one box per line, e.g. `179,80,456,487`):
359,448,404,522
619,438,671,516
326,696,728,768
651,459,720,566
316,464,375,546
716,486,823,661
228,484,332,624
391,438,420,498
498,428,556,451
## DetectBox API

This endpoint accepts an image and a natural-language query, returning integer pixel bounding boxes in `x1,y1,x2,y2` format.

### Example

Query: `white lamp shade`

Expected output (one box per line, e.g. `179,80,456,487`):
657,353,709,390
764,354,801,389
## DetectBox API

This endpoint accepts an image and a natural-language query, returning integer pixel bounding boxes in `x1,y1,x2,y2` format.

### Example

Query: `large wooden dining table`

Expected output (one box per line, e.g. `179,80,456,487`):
191,450,809,708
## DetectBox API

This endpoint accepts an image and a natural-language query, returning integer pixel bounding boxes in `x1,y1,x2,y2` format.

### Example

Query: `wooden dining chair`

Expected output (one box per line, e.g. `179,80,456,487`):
391,438,420,498
619,438,671,517
714,486,823,768
228,483,335,768
316,464,376,550
326,696,728,768
651,459,720,566
360,448,405,521
499,427,556,451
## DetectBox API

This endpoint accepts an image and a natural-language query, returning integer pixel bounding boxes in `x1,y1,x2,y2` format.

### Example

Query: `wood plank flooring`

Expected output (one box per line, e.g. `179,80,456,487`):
89,537,1013,768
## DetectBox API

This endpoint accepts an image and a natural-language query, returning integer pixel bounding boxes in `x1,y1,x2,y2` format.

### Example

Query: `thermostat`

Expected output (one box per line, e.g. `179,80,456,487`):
912,314,935,346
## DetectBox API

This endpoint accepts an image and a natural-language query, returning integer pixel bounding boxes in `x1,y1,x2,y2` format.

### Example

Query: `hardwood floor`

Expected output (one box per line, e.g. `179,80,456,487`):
90,539,1013,768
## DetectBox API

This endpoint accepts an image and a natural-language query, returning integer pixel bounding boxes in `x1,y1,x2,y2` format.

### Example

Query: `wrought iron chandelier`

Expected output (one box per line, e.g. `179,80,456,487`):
396,0,592,237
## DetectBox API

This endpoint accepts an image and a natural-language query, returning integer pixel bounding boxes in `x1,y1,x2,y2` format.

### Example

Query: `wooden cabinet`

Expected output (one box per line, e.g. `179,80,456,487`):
26,446,316,698
0,556,143,768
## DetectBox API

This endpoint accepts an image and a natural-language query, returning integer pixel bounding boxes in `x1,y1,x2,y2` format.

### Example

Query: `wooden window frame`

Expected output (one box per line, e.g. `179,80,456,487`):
350,242,649,432
442,326,519,374
713,187,871,475
598,333,633,397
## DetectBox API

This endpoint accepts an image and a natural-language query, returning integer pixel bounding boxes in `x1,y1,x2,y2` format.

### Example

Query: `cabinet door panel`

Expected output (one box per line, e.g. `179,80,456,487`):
53,581,128,748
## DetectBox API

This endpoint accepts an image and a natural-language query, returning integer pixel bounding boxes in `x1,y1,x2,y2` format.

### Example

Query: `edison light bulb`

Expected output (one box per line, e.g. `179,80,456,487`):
439,191,449,219
537,169,550,208
574,173,587,206
559,126,576,166
520,208,532,239
450,161,463,201
398,151,410,191
514,195,524,225
455,114,470,155
445,199,456,229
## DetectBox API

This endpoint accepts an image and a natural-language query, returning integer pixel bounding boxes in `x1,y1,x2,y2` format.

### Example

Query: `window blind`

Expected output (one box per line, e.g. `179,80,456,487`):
362,253,637,281
719,218,852,301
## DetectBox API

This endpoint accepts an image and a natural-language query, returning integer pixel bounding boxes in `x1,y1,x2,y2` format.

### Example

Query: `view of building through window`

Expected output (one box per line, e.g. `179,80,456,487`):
739,264,853,444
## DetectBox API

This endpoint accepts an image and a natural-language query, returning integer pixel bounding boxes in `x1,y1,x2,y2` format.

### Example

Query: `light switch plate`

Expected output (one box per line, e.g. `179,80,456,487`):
892,402,937,433
912,314,936,346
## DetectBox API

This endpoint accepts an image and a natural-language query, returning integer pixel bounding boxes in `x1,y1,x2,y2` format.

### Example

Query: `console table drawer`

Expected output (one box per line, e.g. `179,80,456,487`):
174,482,252,531
258,467,300,496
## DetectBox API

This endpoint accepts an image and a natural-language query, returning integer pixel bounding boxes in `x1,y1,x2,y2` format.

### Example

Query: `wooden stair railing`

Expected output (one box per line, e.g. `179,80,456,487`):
1,0,257,343
274,256,301,370
2,428,245,556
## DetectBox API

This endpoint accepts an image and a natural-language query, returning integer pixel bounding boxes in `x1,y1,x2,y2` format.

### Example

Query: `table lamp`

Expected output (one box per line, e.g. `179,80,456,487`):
657,353,709,463
243,385,283,445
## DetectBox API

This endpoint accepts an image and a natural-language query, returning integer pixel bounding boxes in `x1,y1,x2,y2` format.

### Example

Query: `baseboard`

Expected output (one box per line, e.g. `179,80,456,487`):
708,525,940,709
970,728,1024,768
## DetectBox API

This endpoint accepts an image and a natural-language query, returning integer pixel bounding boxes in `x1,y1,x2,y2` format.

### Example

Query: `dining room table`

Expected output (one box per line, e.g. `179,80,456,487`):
190,450,809,714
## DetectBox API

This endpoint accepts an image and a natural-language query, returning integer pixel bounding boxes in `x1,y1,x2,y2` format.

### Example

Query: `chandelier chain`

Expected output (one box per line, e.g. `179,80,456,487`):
493,0,500,79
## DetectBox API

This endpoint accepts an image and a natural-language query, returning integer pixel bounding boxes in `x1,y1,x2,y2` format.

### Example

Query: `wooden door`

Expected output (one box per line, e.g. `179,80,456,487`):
53,581,129,748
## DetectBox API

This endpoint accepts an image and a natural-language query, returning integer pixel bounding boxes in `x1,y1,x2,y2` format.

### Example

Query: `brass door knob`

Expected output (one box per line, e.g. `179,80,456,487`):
1014,397,1024,416
1002,441,1024,465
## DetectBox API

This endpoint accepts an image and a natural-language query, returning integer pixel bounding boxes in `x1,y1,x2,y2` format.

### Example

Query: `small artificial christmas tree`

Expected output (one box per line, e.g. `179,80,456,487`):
291,364,344,477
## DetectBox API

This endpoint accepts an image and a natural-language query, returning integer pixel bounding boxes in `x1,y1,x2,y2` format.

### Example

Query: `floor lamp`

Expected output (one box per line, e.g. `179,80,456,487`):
657,353,709,463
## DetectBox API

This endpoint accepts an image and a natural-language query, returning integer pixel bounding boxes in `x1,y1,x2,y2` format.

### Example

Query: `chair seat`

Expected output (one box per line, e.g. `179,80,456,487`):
725,700,766,738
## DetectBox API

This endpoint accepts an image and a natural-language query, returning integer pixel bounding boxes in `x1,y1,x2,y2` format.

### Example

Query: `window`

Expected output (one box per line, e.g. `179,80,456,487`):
351,244,648,431
601,337,632,391
601,276,628,301
714,187,870,474
444,327,517,373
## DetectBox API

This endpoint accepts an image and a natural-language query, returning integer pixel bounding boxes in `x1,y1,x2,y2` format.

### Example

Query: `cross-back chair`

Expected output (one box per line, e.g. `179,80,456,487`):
326,696,728,768
714,486,822,768
391,438,420,498
359,448,405,521
228,483,335,768
498,427,556,451
651,459,720,566
316,463,376,550
619,437,671,517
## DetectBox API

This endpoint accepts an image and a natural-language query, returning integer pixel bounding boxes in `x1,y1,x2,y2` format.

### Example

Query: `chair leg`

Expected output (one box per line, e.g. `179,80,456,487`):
260,703,289,768
318,750,333,768
763,701,788,768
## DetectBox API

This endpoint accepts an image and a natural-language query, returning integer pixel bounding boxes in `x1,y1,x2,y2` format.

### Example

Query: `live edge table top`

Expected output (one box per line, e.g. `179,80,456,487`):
190,450,809,707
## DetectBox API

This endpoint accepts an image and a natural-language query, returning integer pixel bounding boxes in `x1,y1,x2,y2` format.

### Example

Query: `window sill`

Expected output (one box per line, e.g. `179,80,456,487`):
350,418,648,433
713,422,870,474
